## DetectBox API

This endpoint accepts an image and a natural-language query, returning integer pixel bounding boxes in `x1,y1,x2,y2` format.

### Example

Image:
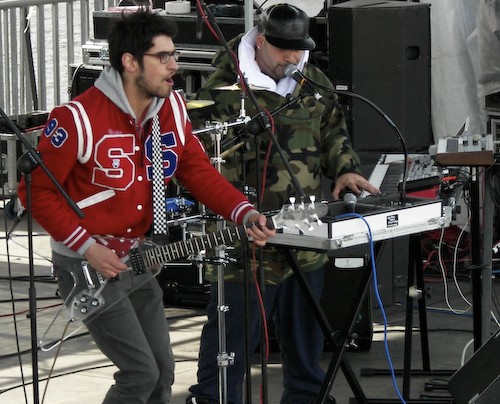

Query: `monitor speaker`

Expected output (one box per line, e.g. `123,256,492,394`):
69,64,103,99
328,0,432,152
448,331,500,404
69,63,189,98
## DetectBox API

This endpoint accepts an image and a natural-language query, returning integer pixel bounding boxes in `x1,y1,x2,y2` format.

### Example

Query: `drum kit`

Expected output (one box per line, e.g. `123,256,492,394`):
164,87,256,272
164,86,263,404
167,83,256,228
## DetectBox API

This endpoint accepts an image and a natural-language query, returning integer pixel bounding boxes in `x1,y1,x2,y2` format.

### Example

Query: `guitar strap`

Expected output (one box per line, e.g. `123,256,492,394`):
151,115,168,235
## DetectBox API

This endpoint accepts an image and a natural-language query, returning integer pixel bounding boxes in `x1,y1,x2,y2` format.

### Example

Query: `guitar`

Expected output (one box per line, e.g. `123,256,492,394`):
69,201,329,321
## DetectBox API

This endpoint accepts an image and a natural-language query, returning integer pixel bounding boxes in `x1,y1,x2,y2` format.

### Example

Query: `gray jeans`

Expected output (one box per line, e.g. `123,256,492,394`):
53,251,175,404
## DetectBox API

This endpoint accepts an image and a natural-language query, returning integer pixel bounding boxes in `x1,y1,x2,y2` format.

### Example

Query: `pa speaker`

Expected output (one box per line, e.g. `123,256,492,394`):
448,331,500,404
69,64,103,99
328,0,432,152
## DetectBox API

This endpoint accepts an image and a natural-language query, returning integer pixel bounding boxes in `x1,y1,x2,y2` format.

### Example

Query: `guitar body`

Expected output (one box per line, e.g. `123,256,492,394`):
53,238,159,322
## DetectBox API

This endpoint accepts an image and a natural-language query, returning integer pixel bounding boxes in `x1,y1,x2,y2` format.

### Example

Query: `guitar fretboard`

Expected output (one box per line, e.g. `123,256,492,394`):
144,225,248,267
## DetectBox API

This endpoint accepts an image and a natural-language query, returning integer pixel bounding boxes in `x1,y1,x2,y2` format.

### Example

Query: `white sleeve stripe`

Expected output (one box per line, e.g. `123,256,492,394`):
231,201,254,223
63,104,84,159
63,226,86,248
68,101,93,163
169,92,186,146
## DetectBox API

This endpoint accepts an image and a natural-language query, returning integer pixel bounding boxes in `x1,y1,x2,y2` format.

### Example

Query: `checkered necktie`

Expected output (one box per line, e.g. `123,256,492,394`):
151,116,168,234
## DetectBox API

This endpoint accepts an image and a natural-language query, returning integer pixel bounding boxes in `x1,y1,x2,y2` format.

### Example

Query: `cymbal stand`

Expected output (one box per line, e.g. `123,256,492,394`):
199,106,250,404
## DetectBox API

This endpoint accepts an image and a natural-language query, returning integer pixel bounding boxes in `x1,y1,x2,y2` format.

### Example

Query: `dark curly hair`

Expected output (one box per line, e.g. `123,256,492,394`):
107,8,178,73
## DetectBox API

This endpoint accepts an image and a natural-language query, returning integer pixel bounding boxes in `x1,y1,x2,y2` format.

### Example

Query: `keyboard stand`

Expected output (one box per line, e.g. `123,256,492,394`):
283,248,371,403
284,235,455,404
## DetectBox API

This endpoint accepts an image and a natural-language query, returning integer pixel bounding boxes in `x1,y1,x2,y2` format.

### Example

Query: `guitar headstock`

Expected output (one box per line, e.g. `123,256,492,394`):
271,197,328,234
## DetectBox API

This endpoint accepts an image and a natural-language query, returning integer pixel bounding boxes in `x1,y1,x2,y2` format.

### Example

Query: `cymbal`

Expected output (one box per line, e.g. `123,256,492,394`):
185,100,215,110
213,83,269,91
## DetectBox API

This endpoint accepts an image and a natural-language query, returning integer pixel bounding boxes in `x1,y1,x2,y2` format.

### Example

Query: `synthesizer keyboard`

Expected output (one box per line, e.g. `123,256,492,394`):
361,154,441,197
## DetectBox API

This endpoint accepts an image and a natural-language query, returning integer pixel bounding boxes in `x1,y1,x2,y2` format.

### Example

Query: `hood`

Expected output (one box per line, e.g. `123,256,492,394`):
94,66,165,123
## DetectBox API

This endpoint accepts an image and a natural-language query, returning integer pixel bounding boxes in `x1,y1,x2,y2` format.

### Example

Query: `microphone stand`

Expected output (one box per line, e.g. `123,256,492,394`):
0,107,84,404
200,1,305,403
198,3,308,403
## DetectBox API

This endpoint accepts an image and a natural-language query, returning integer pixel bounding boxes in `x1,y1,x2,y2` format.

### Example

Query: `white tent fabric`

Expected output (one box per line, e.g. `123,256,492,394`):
423,0,485,140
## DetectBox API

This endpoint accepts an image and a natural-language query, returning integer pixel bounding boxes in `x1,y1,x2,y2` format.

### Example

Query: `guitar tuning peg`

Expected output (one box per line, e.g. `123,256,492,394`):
302,218,314,232
310,213,323,226
308,195,316,210
289,196,296,211
294,223,305,235
298,201,305,211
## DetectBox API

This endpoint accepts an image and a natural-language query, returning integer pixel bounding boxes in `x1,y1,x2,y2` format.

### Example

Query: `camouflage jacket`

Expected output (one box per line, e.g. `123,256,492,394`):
190,34,362,284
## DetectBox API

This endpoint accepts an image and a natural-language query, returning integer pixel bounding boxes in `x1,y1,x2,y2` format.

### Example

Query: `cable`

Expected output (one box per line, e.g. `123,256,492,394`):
336,212,407,404
460,338,474,366
1,190,32,403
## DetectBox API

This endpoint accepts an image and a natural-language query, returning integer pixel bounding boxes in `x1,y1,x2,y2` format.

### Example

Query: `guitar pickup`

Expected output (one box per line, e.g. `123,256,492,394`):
129,248,146,275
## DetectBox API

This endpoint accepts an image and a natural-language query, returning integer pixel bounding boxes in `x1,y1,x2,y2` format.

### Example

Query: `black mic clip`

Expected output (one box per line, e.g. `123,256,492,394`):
284,64,326,105
246,111,270,136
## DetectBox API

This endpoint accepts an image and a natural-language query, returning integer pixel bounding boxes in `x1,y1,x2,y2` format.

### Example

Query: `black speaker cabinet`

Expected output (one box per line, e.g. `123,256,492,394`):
69,64,103,99
69,63,188,98
448,331,500,404
328,0,432,153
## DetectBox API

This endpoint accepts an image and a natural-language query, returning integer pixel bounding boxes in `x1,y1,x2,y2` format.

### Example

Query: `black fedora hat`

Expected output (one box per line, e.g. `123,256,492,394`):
259,3,316,50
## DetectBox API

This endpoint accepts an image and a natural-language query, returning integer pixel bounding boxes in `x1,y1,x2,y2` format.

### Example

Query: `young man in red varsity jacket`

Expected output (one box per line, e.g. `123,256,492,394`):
17,9,274,404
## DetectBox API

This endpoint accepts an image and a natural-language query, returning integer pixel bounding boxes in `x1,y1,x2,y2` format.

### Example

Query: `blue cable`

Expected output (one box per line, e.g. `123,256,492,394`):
336,212,407,403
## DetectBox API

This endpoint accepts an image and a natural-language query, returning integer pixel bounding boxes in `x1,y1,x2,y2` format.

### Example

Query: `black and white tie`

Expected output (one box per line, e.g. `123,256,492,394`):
151,116,168,235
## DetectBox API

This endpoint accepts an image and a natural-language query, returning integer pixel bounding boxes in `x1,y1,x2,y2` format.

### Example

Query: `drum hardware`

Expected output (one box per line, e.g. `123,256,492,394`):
213,83,269,91
185,99,215,110
192,91,250,404
192,116,251,137
166,196,196,217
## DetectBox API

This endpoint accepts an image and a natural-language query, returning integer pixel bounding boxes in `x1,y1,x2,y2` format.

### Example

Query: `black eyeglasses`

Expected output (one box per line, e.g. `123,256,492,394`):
143,50,181,64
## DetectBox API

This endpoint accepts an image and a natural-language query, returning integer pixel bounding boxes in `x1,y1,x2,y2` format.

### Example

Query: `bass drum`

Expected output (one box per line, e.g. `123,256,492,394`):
157,181,209,308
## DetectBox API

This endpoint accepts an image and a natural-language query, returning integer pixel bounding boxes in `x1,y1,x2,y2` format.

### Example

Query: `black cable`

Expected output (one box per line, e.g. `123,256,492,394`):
372,328,473,335
0,310,204,363
0,276,55,282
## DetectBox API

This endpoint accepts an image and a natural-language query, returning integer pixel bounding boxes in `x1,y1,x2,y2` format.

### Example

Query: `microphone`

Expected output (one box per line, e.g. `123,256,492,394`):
284,64,325,105
342,192,357,213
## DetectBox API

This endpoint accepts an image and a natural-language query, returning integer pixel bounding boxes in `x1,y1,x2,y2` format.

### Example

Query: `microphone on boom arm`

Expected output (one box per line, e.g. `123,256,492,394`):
284,64,325,105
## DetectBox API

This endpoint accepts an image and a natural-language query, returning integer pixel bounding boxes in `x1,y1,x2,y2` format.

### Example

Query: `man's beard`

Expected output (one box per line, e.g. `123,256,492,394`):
136,71,171,99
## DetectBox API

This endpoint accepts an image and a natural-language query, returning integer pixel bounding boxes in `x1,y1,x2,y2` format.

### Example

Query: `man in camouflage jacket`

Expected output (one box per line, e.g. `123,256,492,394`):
187,4,378,404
